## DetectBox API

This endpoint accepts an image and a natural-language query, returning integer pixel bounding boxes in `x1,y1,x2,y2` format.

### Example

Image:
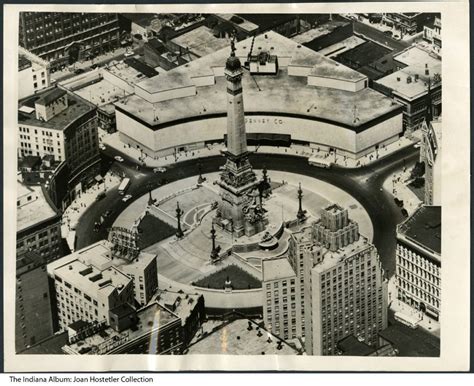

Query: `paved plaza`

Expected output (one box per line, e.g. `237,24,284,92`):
111,170,373,290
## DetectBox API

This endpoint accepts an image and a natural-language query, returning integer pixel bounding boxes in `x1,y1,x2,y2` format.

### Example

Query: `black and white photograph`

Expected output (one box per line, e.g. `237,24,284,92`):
3,1,470,373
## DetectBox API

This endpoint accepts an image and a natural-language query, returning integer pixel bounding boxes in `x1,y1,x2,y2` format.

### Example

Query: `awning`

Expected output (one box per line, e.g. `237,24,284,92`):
425,307,439,319
95,175,103,182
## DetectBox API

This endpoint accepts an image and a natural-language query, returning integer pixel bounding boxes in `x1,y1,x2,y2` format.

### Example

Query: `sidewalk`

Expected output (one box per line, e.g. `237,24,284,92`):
102,131,420,170
388,275,440,338
61,171,122,252
382,158,423,216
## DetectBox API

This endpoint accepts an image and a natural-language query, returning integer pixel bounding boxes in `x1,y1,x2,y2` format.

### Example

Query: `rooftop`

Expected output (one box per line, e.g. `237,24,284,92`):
397,205,441,256
171,25,229,57
64,302,178,354
337,334,376,356
19,53,32,71
376,46,442,100
19,331,69,354
214,14,259,33
36,88,67,106
312,235,373,273
293,21,350,44
186,318,299,355
47,240,157,281
105,61,146,86
73,78,131,112
124,57,159,78
236,13,297,31
18,88,94,131
54,258,132,298
263,257,296,282
17,181,59,233
156,291,202,324
116,32,398,130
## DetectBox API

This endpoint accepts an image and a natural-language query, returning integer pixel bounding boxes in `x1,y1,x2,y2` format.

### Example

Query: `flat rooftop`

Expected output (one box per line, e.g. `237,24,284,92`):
73,78,131,110
187,318,299,355
215,14,259,33
263,257,296,282
18,89,94,131
118,69,398,130
171,25,229,57
19,54,32,71
105,61,145,86
293,21,350,44
47,240,156,278
64,302,178,354
117,31,398,130
312,234,373,273
17,182,58,233
157,291,201,323
376,46,441,100
398,205,441,256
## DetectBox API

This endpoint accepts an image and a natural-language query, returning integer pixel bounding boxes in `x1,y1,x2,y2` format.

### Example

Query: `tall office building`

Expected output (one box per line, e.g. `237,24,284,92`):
16,251,54,352
303,204,388,355
19,12,120,71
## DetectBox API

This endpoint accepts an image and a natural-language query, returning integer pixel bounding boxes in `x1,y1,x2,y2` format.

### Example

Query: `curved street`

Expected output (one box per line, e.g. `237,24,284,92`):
76,144,419,277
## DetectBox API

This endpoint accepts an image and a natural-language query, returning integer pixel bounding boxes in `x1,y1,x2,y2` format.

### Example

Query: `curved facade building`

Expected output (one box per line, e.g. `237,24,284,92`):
115,31,404,160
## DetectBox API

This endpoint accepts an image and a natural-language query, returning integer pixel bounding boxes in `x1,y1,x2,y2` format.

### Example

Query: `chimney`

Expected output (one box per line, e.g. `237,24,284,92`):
414,74,419,82
425,63,429,76
406,76,412,84
397,77,400,82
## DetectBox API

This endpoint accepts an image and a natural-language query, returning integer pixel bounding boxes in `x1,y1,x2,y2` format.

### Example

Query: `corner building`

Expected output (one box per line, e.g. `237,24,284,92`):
395,205,441,320
304,205,388,355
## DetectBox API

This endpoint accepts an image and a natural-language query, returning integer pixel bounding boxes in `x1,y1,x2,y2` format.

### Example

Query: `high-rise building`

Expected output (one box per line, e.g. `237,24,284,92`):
262,257,299,340
303,204,388,355
120,251,158,307
420,118,442,206
395,205,441,321
16,251,54,352
214,40,267,237
18,46,51,99
18,87,100,210
16,180,62,264
19,12,120,71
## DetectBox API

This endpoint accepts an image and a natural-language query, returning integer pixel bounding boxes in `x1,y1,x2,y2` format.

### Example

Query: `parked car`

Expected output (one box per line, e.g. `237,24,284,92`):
74,68,85,75
124,50,135,57
153,167,167,173
122,194,133,202
383,30,393,37
414,143,421,149
95,192,106,201
99,144,106,151
114,156,124,162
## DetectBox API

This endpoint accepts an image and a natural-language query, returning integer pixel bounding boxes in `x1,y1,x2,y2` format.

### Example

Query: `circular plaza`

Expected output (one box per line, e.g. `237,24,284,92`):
112,169,373,310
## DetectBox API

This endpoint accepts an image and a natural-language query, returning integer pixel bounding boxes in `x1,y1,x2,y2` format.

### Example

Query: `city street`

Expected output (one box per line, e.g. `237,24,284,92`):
353,20,410,52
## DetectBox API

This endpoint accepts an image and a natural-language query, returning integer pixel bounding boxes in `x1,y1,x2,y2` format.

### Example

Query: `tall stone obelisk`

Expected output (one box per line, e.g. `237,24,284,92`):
214,39,267,238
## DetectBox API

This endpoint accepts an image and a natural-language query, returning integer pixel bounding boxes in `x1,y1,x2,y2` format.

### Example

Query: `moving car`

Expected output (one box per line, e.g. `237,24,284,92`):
114,156,124,162
122,194,133,202
153,167,167,173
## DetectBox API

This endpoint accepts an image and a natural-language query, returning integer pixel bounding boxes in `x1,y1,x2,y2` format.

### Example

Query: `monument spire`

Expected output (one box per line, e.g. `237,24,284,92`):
214,39,267,238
